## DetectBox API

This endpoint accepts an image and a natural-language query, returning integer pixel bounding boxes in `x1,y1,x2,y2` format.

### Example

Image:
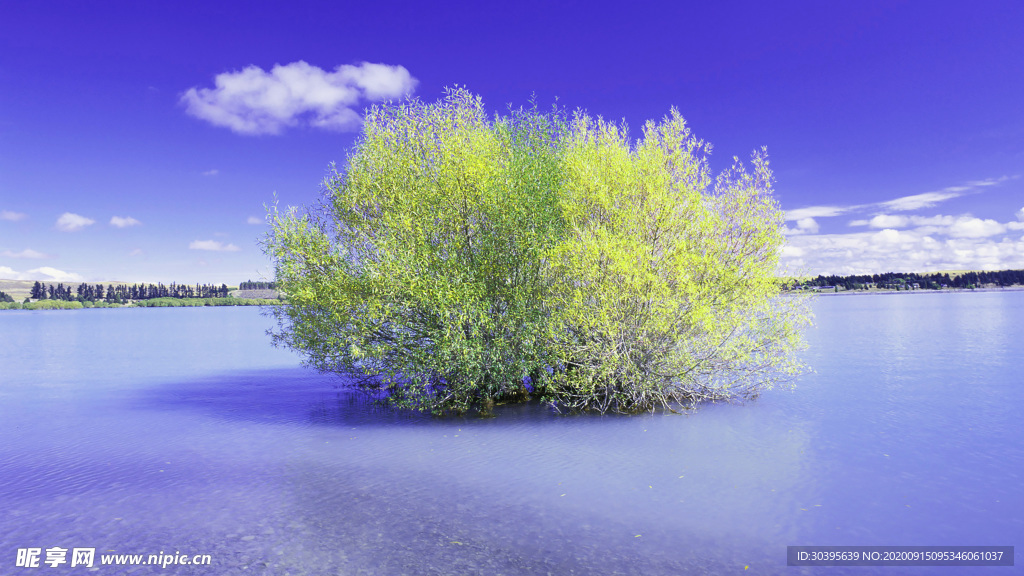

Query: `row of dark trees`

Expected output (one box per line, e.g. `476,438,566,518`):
798,269,1024,291
29,281,230,303
239,280,277,290
0,290,13,303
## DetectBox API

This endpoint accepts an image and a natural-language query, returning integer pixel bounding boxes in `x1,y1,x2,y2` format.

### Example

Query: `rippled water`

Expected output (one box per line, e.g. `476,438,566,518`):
0,295,1021,574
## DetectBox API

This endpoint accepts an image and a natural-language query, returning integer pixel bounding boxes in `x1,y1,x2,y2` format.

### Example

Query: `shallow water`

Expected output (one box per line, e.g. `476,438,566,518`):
0,295,1020,574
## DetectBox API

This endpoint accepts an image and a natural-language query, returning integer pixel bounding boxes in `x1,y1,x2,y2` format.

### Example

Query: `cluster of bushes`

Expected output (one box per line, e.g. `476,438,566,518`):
265,88,810,415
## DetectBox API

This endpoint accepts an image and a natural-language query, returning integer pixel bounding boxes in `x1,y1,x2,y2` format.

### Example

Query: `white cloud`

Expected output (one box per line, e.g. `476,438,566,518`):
129,248,144,256
880,191,961,212
796,217,819,234
780,226,1024,276
28,266,85,282
871,228,906,245
1017,206,1024,221
181,61,417,135
799,177,1014,229
785,206,849,221
189,240,240,252
781,246,805,258
784,217,820,235
908,215,955,227
947,217,1005,238
247,216,264,225
0,266,85,282
1,210,27,221
56,212,95,232
202,169,219,176
868,214,910,229
879,177,1011,212
1,248,50,259
110,216,142,228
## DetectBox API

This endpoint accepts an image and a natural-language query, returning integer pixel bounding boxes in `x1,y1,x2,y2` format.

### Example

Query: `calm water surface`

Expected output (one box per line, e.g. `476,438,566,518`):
0,294,1020,575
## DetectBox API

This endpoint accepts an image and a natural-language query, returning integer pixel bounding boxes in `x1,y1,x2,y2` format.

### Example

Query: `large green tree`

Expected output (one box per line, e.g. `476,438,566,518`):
264,88,810,414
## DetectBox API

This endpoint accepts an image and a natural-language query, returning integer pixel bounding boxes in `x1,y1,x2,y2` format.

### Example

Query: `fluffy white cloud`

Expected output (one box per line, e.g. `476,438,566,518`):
56,212,95,232
871,228,906,245
247,216,264,225
1,210,27,221
1017,206,1024,221
181,61,417,135
785,217,820,235
796,217,819,234
189,240,240,252
947,217,1005,238
868,214,910,228
1,248,50,259
110,216,142,228
780,227,1024,276
0,266,85,282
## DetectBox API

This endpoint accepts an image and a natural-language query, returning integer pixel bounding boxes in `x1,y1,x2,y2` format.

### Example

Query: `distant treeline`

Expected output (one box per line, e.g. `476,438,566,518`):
239,280,277,290
798,269,1024,290
29,281,230,303
0,290,14,303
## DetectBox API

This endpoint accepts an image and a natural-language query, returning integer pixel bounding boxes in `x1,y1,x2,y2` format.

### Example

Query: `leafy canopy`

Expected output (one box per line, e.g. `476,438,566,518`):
264,87,810,414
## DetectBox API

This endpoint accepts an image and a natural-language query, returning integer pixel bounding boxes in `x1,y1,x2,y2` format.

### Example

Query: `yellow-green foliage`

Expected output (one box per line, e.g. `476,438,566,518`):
265,88,811,414
544,112,810,412
266,89,565,413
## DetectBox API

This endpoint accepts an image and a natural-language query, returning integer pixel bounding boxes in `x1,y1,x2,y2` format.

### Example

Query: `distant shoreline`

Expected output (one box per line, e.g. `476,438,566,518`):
0,297,279,311
809,286,1024,296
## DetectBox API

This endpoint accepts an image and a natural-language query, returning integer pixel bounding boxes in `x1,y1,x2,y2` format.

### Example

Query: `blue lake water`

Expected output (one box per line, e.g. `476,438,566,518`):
0,294,1020,575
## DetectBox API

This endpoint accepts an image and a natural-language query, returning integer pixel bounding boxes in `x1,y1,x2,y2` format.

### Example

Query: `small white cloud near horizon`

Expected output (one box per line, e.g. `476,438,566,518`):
0,266,85,282
181,61,418,135
2,210,28,221
129,248,144,256
189,240,241,252
247,216,264,225
110,216,142,228
56,212,95,232
202,169,219,176
2,248,51,259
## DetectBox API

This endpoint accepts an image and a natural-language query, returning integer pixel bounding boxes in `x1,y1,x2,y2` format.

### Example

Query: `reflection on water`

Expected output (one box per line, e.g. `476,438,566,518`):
0,298,1021,574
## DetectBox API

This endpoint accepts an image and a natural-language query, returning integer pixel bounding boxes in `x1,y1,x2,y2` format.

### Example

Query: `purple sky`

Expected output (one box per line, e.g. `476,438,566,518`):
2,1,1023,283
